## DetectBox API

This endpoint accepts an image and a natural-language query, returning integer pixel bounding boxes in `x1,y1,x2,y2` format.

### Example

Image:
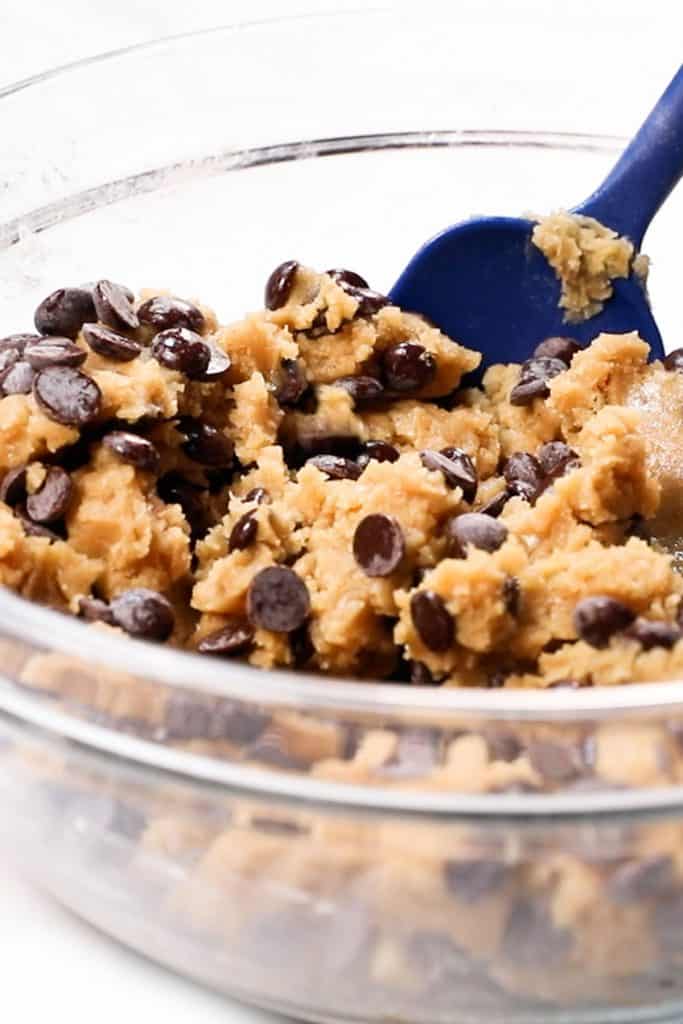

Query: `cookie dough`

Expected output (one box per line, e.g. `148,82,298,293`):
1,266,683,689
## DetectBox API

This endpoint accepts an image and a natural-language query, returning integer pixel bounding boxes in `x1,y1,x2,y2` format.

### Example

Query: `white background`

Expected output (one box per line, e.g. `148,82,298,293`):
1,1,682,1022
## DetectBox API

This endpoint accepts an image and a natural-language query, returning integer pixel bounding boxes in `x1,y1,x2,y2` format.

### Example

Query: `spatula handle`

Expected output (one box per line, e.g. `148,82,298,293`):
576,64,683,247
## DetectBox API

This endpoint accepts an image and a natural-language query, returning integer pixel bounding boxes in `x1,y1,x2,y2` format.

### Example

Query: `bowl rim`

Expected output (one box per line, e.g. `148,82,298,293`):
1,19,682,815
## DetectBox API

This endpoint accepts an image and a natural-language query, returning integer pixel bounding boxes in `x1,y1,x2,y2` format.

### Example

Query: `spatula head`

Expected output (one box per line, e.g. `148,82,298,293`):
389,217,664,376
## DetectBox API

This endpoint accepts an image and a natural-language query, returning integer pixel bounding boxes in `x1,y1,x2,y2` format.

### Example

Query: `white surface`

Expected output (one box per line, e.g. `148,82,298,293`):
1,1,682,1022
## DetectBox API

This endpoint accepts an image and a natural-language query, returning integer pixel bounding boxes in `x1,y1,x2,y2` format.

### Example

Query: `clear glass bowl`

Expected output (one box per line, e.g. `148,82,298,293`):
2,12,683,1023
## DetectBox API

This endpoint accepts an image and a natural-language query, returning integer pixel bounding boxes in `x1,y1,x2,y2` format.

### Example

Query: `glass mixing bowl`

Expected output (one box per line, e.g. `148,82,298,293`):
2,11,683,1024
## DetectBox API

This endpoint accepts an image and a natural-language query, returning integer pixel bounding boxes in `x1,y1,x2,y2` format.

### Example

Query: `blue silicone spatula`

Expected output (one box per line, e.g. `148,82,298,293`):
390,65,683,372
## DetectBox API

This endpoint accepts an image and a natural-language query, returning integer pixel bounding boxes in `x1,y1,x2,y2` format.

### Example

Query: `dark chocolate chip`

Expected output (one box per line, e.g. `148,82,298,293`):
78,596,115,625
290,624,315,667
325,268,369,289
527,738,591,783
509,356,566,405
346,286,391,317
17,507,59,541
0,360,34,395
0,465,27,506
0,333,38,355
503,451,544,504
247,566,310,633
274,358,308,407
502,575,521,616
103,431,160,473
353,513,405,577
197,619,254,656
110,588,175,641
486,729,522,763
151,328,211,379
179,419,234,467
33,366,102,426
25,466,72,523
383,341,436,393
410,660,435,685
265,260,299,310
379,728,439,778
306,454,362,480
443,860,508,903
34,287,96,338
24,337,87,369
333,375,385,405
608,856,674,904
165,693,268,743
532,336,581,365
157,472,207,537
93,279,139,331
245,487,268,505
357,440,400,468
502,900,572,967
624,617,681,650
197,339,231,381
444,512,508,558
477,490,509,518
537,441,579,480
82,323,142,362
574,595,636,648
420,448,477,501
137,295,205,333
0,349,21,374
410,590,454,652
664,348,683,372
228,510,258,552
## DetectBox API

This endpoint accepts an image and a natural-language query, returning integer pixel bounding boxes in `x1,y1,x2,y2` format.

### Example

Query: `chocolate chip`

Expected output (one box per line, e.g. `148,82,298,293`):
528,738,591,783
157,472,207,537
503,576,521,616
34,287,96,338
247,566,310,632
103,431,160,472
197,619,254,656
410,590,454,652
353,513,405,577
624,617,680,650
243,729,305,769
306,454,362,480
25,466,72,523
0,349,20,375
509,356,566,406
347,286,391,317
477,490,509,518
503,451,544,503
0,465,27,506
229,510,258,552
78,596,115,625
325,268,369,289
382,342,436,392
244,487,268,505
0,360,34,395
486,729,522,763
420,448,477,501
608,856,674,904
82,323,142,362
532,336,581,365
357,440,400,468
290,624,315,667
574,595,636,648
291,433,361,461
165,693,268,743
0,333,37,355
17,508,59,541
444,512,508,558
179,419,234,467
110,588,174,641
380,728,439,778
443,860,508,903
93,280,139,331
24,337,87,370
274,358,308,407
33,366,102,426
664,348,683,371
333,375,385,405
537,441,579,480
265,260,299,309
197,339,231,381
502,900,572,967
137,295,205,333
407,660,433,686
152,328,210,379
